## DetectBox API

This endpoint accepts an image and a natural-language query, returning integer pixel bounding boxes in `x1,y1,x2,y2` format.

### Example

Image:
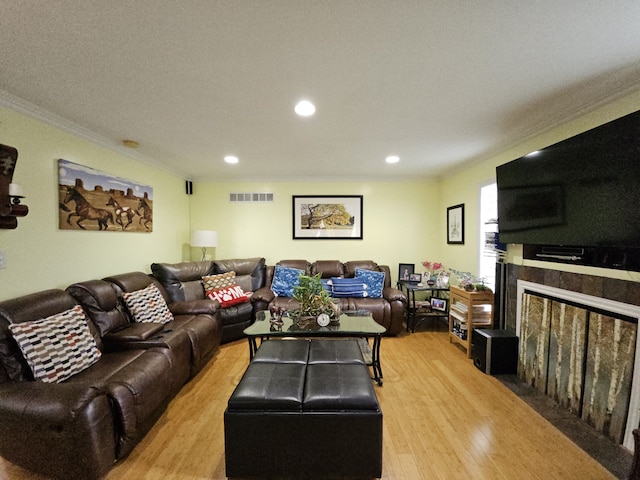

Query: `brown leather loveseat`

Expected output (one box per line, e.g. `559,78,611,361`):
252,260,406,335
0,272,222,480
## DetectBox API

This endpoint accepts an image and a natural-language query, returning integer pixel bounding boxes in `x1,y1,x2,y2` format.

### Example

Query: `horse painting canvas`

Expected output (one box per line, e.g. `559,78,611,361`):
58,159,153,232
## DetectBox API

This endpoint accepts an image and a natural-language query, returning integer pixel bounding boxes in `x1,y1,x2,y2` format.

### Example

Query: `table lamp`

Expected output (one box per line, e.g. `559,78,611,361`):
190,230,218,261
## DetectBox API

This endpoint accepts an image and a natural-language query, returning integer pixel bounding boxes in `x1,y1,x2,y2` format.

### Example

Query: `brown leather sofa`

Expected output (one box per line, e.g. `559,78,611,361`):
0,272,222,480
151,257,266,343
252,260,407,335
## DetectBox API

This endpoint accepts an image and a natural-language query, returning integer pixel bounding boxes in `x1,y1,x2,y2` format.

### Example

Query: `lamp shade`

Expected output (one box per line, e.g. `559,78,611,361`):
9,183,24,197
190,230,218,247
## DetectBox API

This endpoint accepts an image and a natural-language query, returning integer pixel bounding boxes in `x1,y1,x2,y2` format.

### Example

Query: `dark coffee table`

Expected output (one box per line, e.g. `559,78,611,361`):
244,310,386,385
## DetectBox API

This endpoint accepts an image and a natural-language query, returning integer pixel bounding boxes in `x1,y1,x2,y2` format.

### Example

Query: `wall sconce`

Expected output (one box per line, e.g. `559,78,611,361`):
190,230,218,261
0,144,29,230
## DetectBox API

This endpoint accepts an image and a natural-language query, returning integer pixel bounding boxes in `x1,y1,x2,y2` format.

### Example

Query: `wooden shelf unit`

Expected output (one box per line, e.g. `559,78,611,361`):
448,285,494,357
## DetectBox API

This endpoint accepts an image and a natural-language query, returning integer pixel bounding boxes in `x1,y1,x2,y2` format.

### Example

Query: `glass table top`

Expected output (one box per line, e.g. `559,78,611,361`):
245,310,386,336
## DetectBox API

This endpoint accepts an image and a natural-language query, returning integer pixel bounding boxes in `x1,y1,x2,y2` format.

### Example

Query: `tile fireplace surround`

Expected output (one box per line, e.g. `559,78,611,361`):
505,265,640,454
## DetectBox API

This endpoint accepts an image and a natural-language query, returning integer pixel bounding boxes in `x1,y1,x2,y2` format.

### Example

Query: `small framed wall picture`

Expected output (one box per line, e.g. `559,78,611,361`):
447,203,464,244
398,263,414,281
430,297,448,312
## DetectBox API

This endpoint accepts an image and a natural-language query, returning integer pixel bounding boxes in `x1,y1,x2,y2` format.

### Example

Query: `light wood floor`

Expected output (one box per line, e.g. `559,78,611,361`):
0,328,617,480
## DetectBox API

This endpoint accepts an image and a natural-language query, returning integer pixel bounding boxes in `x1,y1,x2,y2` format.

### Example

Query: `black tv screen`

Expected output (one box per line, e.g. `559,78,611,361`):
497,109,640,247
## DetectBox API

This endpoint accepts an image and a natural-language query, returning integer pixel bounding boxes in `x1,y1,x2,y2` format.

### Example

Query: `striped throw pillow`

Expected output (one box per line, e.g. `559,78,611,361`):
121,283,174,324
9,305,101,383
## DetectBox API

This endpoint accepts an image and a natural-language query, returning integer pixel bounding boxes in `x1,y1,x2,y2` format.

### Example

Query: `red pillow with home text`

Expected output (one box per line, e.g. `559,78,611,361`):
205,284,250,308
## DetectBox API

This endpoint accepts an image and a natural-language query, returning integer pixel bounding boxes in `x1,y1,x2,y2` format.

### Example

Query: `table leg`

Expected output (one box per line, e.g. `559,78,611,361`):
247,336,257,360
409,289,417,333
372,335,383,386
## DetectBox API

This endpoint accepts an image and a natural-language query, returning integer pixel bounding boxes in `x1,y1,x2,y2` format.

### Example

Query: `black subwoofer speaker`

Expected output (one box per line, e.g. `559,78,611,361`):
471,329,518,375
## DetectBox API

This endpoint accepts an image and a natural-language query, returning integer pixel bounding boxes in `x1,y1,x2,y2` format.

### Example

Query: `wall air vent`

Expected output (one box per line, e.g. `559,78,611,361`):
229,193,274,203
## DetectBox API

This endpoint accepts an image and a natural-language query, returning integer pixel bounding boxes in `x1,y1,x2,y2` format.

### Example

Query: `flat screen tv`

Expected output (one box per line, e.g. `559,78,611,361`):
496,109,640,250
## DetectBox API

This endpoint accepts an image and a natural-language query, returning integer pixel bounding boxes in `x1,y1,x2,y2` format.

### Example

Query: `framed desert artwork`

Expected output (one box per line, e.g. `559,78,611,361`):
58,159,153,232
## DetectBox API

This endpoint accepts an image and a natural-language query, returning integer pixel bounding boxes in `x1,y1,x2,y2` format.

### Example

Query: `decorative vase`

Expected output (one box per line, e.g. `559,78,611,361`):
330,298,342,323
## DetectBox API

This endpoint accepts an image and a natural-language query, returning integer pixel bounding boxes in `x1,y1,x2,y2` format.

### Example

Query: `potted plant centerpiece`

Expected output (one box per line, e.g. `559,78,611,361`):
291,274,340,328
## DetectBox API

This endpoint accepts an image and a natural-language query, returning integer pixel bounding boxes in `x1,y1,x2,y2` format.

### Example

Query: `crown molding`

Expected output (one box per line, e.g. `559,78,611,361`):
0,90,187,179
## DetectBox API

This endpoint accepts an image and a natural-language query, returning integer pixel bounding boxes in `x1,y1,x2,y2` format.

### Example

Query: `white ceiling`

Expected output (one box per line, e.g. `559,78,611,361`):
1,1,640,181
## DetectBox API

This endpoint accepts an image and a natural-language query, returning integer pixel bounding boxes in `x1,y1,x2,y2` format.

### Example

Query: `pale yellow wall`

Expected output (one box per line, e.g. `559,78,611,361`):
439,88,640,283
0,108,190,300
3,87,640,303
189,179,439,281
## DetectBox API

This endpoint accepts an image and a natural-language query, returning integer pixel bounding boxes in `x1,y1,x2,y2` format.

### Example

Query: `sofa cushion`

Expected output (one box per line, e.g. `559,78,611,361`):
227,362,306,411
355,268,385,298
308,339,365,365
150,261,214,302
331,277,368,298
213,257,266,293
303,364,380,411
66,279,129,343
121,284,174,324
9,305,101,383
206,284,250,308
271,265,304,297
202,271,236,291
251,339,310,364
311,260,344,278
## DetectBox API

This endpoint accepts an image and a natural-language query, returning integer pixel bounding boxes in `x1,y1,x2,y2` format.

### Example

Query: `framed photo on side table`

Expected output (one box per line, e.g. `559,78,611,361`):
430,297,448,312
409,273,422,283
447,203,464,244
398,263,414,281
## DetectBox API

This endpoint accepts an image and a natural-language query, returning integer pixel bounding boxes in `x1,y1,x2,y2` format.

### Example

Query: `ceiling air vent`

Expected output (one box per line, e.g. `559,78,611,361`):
229,193,274,203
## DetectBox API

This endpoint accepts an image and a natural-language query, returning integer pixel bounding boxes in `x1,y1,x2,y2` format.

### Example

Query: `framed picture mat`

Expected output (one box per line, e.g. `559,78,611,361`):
292,195,363,239
447,203,464,244
398,263,415,281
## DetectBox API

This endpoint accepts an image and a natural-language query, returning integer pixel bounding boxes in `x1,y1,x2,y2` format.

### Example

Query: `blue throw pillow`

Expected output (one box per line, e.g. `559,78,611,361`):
271,266,304,297
355,268,385,298
331,277,368,298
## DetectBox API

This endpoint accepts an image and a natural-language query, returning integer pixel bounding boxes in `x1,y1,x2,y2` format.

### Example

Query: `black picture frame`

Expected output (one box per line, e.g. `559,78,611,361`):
398,263,414,281
409,273,422,283
447,203,465,244
430,297,448,312
292,195,363,240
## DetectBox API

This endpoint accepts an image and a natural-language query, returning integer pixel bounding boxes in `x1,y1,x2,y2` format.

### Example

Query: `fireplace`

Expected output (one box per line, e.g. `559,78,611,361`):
515,280,640,451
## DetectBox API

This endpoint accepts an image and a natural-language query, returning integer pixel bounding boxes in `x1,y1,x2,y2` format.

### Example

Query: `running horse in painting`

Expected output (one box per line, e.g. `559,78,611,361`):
137,197,153,231
63,186,113,230
106,196,137,231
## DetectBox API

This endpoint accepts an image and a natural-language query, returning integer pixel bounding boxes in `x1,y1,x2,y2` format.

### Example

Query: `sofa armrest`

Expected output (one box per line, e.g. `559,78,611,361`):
0,382,105,422
382,286,407,335
0,382,116,479
168,298,219,316
252,286,275,312
104,322,165,342
383,286,407,304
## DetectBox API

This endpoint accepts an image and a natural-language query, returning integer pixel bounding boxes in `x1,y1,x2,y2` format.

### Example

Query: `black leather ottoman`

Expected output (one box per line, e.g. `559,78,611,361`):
224,339,383,479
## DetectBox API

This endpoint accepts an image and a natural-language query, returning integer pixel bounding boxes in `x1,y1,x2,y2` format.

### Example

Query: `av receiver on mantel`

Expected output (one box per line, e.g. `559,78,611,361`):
523,244,640,273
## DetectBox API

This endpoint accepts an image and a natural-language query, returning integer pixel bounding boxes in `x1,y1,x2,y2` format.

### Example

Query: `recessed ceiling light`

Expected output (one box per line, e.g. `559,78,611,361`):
386,155,400,164
224,155,239,164
122,139,139,148
294,100,316,117
525,150,540,157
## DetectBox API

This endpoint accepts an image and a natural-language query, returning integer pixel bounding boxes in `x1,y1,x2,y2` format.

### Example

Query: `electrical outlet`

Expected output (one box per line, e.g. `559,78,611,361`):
0,251,5,268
